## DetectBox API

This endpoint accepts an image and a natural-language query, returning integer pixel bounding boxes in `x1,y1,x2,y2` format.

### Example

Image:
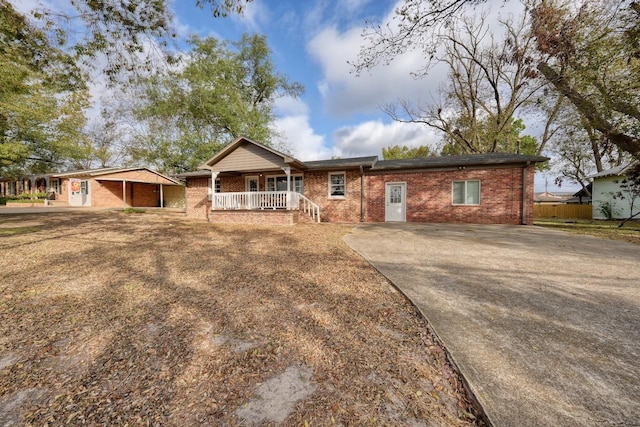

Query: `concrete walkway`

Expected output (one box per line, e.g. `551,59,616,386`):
344,223,640,427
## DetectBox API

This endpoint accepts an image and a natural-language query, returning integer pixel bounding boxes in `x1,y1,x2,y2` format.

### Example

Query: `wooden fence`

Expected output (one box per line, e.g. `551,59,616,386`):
534,204,592,220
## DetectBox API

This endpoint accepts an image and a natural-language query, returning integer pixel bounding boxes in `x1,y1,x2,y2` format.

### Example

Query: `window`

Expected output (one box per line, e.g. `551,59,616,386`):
207,178,220,200
80,180,89,195
452,180,480,205
266,175,303,192
328,172,346,198
50,178,60,194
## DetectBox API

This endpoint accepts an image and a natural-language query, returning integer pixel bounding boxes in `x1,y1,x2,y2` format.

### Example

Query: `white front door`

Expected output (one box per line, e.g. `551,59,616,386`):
385,182,406,222
245,176,259,192
69,179,91,207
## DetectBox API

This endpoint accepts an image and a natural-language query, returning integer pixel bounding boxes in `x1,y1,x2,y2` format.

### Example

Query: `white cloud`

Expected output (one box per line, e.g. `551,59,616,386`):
274,96,309,117
273,115,334,161
307,24,448,118
333,121,441,158
231,0,269,30
272,98,335,160
344,0,371,13
305,0,531,121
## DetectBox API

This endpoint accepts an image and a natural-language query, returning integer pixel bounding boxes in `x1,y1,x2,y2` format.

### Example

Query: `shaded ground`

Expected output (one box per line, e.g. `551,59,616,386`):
345,223,640,427
0,212,480,426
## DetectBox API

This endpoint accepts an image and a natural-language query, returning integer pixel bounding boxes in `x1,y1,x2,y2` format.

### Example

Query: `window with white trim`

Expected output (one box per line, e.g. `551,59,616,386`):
328,172,346,198
266,175,303,193
207,178,220,200
452,180,480,205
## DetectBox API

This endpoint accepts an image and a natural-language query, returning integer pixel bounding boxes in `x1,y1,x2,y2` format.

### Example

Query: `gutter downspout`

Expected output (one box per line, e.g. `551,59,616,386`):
522,162,530,225
360,165,365,222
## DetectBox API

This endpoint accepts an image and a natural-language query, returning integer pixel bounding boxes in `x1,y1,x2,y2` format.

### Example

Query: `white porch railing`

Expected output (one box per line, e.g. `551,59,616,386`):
296,193,321,223
211,191,320,223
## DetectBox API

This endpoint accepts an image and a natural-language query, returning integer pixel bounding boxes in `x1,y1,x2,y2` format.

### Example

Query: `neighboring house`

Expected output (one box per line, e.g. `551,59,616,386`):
566,183,592,205
0,173,56,197
180,137,547,225
590,164,640,220
1,167,184,208
534,192,573,204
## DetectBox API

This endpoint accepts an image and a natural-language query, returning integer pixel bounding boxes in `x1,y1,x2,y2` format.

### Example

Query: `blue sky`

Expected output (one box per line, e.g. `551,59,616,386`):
13,0,570,191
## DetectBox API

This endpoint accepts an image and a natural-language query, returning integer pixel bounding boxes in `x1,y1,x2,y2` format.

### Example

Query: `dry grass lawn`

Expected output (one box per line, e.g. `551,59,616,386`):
0,211,481,426
535,219,640,245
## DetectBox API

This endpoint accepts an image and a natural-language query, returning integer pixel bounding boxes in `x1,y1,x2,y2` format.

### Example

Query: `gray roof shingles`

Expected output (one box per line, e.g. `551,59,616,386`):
371,153,548,171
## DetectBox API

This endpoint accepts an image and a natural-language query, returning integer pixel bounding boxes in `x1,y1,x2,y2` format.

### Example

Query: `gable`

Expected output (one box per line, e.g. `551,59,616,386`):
211,140,289,172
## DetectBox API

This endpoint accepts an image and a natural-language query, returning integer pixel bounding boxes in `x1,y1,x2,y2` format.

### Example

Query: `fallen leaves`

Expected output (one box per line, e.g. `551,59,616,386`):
0,211,483,426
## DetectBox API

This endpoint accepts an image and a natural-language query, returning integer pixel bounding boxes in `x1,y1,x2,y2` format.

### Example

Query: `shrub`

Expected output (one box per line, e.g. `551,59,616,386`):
596,200,619,219
122,208,146,214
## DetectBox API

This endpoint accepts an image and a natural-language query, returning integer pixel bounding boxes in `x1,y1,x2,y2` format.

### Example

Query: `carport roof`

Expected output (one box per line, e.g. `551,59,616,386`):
53,167,182,185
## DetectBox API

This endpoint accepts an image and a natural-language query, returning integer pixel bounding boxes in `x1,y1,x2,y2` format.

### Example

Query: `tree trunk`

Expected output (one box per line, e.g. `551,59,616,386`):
538,63,640,159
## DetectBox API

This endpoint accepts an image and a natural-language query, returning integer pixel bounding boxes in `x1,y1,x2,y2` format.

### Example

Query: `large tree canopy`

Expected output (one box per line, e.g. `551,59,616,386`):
130,34,303,174
532,0,640,158
27,0,253,81
0,1,89,177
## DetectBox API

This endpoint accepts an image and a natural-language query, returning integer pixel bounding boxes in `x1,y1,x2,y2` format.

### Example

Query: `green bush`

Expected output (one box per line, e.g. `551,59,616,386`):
11,192,48,200
6,199,45,204
122,208,146,214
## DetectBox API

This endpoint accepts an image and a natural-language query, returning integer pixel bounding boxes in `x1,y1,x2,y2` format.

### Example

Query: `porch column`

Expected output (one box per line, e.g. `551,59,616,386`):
281,166,291,209
210,171,219,210
160,184,164,208
122,180,127,208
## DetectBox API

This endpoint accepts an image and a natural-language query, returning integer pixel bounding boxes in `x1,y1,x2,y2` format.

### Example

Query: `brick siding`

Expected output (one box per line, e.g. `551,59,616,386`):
185,177,211,220
91,180,160,208
184,165,536,225
209,210,298,225
366,166,536,225
304,170,363,222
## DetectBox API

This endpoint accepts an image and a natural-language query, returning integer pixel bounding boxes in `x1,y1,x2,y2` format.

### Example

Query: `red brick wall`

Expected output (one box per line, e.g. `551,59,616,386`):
365,166,536,225
131,183,160,207
209,210,298,225
221,176,244,192
58,179,69,202
184,166,536,225
92,180,128,207
185,177,211,220
304,170,362,222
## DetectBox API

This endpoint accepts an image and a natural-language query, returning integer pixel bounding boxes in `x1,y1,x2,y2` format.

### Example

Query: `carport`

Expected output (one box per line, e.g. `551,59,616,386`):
53,167,184,208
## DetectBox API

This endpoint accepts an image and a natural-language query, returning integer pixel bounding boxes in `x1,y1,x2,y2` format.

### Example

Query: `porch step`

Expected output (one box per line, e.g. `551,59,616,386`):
47,200,69,207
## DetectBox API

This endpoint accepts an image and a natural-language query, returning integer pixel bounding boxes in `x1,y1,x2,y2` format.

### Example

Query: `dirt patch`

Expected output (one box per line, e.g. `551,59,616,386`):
236,365,316,424
0,212,482,425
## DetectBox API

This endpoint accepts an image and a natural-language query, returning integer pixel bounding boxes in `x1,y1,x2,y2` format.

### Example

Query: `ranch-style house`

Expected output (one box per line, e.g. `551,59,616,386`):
180,137,547,225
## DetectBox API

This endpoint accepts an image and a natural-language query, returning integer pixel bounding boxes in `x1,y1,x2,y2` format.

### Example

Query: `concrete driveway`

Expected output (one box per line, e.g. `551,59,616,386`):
344,223,640,427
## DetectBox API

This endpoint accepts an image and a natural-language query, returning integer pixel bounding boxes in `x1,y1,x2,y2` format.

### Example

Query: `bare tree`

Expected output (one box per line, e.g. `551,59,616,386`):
355,0,640,159
382,12,547,155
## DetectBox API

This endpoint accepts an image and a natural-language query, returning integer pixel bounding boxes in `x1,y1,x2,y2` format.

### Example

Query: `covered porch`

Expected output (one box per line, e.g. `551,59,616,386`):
198,137,320,223
210,190,320,222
